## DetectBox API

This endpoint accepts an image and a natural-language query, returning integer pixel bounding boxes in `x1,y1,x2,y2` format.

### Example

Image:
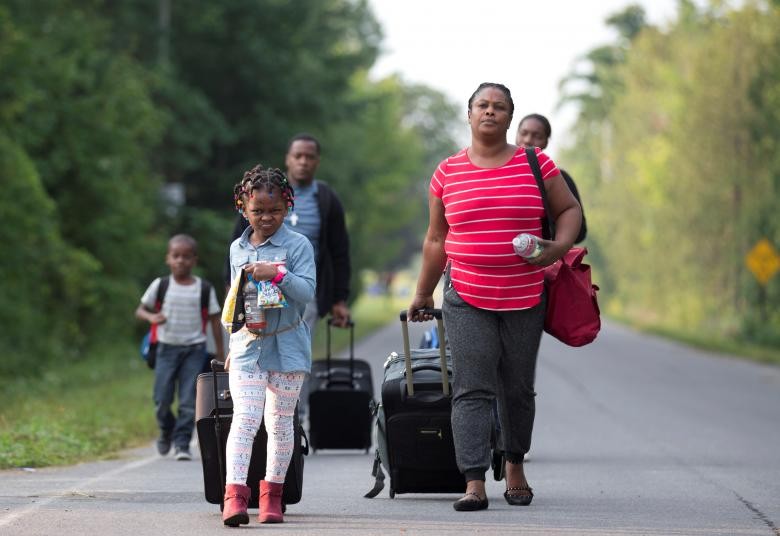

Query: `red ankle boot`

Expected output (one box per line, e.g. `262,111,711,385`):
222,483,250,527
258,480,284,523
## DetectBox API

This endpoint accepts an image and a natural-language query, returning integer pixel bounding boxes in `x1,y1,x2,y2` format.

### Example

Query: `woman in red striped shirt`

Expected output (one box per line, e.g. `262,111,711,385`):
408,82,582,512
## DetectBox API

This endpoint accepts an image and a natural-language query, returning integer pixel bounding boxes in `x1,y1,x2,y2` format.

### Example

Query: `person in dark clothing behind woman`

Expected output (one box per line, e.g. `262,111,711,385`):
227,133,351,331
516,113,587,244
408,83,581,512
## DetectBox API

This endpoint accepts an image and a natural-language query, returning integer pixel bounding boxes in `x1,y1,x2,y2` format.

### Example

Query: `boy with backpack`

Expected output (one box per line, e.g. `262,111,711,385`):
135,234,225,460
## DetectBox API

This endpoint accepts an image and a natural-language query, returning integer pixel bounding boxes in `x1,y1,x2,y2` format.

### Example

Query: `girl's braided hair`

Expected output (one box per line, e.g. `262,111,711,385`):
233,164,295,213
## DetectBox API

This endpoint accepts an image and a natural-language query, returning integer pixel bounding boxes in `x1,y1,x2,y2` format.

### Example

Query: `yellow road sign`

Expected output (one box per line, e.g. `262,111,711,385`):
745,239,780,285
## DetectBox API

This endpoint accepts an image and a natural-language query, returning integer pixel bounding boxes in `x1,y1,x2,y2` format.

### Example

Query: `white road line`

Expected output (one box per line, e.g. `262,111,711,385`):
0,453,159,529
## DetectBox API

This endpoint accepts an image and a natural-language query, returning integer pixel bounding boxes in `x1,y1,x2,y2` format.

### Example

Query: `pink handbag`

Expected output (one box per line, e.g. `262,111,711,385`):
543,247,600,347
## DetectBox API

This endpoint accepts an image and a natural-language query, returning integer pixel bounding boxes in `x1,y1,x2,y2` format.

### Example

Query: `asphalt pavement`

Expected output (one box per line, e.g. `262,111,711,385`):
1,319,779,535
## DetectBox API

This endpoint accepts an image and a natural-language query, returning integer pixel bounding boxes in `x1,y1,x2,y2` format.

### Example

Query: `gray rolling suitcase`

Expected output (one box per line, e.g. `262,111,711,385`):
365,309,463,498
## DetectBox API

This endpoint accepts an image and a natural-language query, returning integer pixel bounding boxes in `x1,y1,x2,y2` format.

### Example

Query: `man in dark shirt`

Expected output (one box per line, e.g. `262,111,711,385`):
228,133,352,330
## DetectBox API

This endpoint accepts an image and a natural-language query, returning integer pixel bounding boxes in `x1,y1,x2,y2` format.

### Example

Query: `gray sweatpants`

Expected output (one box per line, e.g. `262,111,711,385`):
442,276,545,482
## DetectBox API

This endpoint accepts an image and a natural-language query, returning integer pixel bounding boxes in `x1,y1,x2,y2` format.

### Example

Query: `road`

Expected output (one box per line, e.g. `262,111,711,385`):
1,319,779,535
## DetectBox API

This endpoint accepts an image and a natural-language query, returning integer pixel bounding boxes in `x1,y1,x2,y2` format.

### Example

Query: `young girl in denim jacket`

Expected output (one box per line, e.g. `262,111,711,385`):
222,165,315,527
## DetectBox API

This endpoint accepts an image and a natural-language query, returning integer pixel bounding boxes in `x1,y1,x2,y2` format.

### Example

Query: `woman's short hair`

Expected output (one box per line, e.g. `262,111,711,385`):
468,83,514,117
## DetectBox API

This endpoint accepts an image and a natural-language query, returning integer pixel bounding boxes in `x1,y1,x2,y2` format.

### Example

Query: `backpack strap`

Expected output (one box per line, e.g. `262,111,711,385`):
525,146,555,241
149,276,170,345
155,276,170,312
200,279,211,334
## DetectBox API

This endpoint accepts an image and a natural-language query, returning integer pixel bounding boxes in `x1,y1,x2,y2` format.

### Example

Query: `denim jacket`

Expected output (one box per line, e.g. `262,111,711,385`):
227,224,316,373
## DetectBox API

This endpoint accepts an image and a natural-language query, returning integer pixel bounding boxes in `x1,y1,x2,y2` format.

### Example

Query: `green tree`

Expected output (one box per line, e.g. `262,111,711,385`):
0,1,165,366
98,0,382,207
0,0,462,376
92,0,388,295
561,0,780,345
0,133,101,374
319,74,458,297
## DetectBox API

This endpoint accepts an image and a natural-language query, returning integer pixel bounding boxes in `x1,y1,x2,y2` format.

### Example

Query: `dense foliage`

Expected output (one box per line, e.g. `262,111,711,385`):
560,0,780,347
0,0,459,375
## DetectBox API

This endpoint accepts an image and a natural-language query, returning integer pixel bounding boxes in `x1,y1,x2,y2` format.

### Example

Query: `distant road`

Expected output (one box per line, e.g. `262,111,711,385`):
1,320,779,535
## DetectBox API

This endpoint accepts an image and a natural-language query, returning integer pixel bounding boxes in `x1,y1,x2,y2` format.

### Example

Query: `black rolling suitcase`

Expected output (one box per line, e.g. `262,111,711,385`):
195,359,308,509
307,320,373,451
365,309,463,498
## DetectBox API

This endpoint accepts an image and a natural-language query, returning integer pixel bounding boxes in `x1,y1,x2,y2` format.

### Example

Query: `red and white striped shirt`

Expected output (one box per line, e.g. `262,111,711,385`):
430,146,559,311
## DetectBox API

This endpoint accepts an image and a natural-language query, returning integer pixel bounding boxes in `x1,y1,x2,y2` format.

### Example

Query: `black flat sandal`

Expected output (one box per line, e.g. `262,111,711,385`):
453,492,489,511
504,486,533,506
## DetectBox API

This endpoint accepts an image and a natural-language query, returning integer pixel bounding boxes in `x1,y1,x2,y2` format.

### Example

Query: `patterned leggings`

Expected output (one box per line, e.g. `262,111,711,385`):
225,364,304,485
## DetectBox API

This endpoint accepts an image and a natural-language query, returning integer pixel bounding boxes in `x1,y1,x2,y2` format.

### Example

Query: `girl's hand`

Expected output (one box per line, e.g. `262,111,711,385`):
524,238,570,267
249,262,277,282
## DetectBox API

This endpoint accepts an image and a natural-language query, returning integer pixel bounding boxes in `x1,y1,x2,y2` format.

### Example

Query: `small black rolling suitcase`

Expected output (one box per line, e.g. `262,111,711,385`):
195,359,308,509
365,309,463,498
307,320,374,451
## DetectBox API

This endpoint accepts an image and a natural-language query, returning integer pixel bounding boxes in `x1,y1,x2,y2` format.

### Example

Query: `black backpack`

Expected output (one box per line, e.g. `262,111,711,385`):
525,147,587,244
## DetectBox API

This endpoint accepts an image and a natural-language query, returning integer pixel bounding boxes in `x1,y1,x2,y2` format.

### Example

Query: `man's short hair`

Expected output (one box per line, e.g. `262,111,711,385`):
286,133,321,155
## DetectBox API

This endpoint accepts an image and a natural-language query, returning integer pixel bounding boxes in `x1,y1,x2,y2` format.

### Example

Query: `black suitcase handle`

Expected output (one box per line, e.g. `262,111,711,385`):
326,318,356,383
399,309,449,397
399,308,442,321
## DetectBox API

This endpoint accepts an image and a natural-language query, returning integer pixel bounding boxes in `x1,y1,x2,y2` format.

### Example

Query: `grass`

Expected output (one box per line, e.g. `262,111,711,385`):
0,291,408,470
0,344,156,469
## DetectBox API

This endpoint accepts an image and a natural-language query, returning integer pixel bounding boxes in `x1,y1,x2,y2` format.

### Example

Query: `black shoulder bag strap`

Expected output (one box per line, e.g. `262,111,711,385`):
525,146,556,241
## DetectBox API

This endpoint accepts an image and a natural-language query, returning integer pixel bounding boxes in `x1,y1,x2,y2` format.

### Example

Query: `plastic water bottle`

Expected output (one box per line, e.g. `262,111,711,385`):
243,276,266,332
513,233,543,259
